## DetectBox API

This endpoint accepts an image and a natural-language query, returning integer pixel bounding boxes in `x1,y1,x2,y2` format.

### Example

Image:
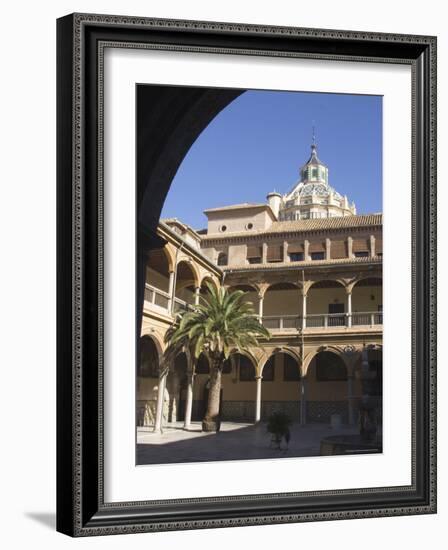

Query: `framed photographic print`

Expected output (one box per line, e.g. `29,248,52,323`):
56,13,437,536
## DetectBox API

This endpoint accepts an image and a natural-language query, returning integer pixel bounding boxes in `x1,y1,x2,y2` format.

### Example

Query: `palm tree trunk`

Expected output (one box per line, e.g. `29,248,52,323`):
202,357,222,432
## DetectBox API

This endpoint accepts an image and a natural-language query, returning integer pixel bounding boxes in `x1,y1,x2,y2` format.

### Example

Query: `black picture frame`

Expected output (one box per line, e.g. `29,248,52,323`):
56,13,437,537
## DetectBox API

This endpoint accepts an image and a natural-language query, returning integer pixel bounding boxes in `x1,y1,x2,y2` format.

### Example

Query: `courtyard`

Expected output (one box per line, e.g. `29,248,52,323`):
136,422,363,465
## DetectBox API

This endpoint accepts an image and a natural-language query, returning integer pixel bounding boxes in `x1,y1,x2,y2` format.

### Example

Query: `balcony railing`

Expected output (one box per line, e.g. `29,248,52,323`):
144,285,196,315
262,315,301,330
143,284,383,330
144,284,170,310
173,297,195,313
352,312,382,326
261,312,382,331
306,313,346,328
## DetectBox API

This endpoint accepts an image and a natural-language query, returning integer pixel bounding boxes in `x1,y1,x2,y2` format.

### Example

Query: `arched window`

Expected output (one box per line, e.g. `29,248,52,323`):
217,252,228,266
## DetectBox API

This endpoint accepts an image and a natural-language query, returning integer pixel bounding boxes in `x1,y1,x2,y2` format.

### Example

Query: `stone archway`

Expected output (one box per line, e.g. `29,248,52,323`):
305,350,350,424
259,350,302,421
174,261,198,312
136,86,244,336
219,352,258,422
136,335,163,427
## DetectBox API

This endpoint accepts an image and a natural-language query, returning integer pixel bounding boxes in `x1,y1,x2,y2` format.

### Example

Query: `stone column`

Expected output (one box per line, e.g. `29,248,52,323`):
194,286,200,306
370,234,376,258
167,270,175,313
262,242,268,264
325,238,331,260
283,240,289,262
346,287,352,327
347,374,354,424
154,372,167,433
255,375,263,423
184,371,195,430
347,236,354,259
304,239,310,261
258,292,264,321
302,290,307,329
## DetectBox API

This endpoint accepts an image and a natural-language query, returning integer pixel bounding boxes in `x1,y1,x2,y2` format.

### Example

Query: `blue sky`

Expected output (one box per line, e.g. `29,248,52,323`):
161,89,382,229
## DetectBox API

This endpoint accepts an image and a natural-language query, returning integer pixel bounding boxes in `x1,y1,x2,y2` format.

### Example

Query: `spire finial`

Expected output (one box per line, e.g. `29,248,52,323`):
312,123,316,147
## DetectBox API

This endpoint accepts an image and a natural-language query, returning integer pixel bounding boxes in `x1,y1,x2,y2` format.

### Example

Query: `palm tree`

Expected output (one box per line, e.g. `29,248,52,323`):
164,283,270,432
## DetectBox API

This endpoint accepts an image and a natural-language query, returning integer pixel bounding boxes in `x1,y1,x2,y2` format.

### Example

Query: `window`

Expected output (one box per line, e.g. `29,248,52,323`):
312,168,318,178
289,252,304,262
219,225,227,232
246,222,253,230
354,251,369,258
217,252,228,266
311,251,325,260
248,257,262,264
283,355,300,381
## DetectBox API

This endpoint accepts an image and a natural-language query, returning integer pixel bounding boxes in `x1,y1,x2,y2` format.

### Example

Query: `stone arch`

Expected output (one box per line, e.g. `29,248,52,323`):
138,334,162,378
228,348,260,374
352,275,383,288
260,346,302,376
145,248,172,295
136,87,245,336
307,278,347,291
162,244,176,273
304,349,351,424
303,345,347,375
136,334,164,428
174,260,200,309
200,274,219,292
176,259,200,288
256,348,302,421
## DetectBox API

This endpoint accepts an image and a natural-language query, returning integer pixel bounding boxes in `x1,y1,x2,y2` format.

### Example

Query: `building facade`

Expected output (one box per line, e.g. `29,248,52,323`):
137,143,382,431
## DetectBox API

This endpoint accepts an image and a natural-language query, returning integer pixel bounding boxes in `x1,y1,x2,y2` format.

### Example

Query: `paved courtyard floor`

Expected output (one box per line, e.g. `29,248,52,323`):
137,421,360,465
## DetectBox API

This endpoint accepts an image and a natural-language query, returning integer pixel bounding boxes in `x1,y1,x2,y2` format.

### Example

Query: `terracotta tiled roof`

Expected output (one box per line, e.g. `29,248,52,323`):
223,255,382,271
201,213,382,240
267,213,382,233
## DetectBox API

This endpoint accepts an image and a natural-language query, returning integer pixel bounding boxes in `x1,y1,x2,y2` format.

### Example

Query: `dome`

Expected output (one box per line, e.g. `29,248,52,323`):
276,138,356,221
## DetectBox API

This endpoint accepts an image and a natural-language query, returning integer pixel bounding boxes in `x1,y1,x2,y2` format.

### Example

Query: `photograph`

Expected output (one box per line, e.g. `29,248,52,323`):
136,86,383,465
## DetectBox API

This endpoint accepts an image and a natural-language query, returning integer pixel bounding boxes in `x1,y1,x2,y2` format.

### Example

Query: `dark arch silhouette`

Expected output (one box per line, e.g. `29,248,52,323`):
136,85,244,336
